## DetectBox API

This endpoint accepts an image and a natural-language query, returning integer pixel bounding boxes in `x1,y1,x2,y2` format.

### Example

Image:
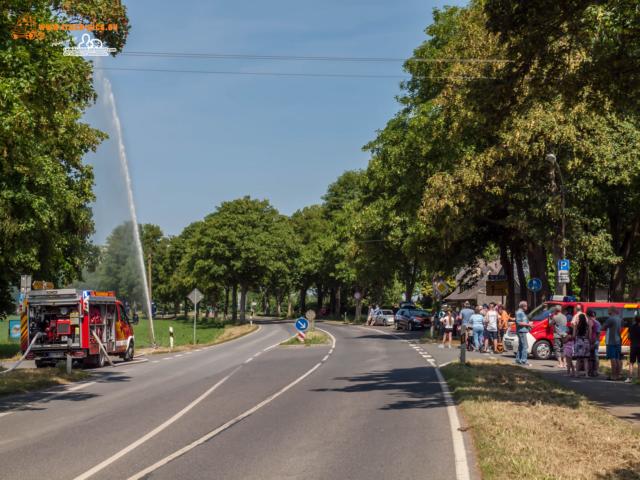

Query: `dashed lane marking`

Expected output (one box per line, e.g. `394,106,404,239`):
126,327,337,480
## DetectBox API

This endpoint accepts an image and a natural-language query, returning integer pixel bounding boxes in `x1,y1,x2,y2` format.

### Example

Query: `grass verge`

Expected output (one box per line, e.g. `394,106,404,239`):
0,365,90,397
138,323,258,355
280,330,330,346
0,315,21,360
441,360,640,480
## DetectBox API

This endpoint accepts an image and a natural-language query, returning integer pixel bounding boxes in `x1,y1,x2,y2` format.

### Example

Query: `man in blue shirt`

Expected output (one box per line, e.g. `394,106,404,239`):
458,301,475,350
515,300,530,366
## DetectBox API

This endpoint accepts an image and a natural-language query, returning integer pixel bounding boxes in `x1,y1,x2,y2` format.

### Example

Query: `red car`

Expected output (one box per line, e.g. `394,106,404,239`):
503,301,638,360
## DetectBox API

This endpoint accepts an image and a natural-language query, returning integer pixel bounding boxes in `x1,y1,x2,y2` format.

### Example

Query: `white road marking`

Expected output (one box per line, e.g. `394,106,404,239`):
434,366,470,480
351,324,471,480
440,361,452,367
162,357,171,361
322,354,329,362
73,367,241,480
175,354,184,358
152,360,160,364
244,357,253,364
127,329,337,480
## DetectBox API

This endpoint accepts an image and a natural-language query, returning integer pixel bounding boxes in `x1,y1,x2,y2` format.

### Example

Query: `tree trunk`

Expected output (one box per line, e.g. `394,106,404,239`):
334,286,341,317
275,295,282,316
355,290,362,323
609,214,640,301
223,287,229,318
287,294,293,318
329,287,336,317
527,243,551,301
231,284,238,322
500,240,515,313
316,284,324,315
299,286,307,313
239,285,247,323
262,291,269,316
514,245,527,303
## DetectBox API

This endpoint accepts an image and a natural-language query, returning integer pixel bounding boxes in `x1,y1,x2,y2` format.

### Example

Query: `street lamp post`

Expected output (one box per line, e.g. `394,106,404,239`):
546,153,567,296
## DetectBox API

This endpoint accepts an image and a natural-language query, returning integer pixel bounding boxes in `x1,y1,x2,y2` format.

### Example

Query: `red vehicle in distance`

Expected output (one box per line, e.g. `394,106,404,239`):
503,300,637,360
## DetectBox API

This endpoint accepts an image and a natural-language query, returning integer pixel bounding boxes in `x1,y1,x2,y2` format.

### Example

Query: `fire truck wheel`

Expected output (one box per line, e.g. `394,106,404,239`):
123,342,134,362
97,352,106,368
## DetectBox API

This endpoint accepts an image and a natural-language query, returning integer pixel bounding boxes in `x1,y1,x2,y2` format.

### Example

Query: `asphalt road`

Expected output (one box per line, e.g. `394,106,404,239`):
0,321,468,480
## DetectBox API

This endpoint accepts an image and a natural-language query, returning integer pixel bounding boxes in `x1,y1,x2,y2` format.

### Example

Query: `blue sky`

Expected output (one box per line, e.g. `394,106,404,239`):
86,0,467,243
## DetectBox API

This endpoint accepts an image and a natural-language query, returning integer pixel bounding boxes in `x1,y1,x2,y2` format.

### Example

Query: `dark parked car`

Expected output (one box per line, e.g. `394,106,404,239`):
394,308,431,331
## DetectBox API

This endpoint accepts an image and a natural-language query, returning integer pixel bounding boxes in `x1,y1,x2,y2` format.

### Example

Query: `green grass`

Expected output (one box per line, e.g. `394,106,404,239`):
441,360,640,479
133,317,229,348
280,330,330,346
0,315,21,360
0,364,90,397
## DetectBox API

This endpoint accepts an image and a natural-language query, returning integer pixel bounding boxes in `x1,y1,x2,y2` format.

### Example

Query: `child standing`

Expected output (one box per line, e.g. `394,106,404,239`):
564,331,576,377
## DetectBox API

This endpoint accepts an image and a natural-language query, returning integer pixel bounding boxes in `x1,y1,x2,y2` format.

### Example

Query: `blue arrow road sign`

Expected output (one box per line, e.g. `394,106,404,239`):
527,278,542,292
295,317,309,332
558,259,570,271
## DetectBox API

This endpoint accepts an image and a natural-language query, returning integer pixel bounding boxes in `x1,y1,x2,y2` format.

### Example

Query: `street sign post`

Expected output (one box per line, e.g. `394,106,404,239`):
295,317,309,332
305,309,316,330
20,275,32,294
527,278,542,292
187,288,204,345
557,259,570,284
527,277,542,308
295,317,309,343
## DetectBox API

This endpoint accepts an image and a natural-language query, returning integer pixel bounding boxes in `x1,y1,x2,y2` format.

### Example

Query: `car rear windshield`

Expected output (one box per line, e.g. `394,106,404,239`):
381,310,393,315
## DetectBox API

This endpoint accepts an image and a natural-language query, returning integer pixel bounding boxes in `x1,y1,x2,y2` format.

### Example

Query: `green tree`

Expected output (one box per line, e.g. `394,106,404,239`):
184,197,295,323
0,1,129,313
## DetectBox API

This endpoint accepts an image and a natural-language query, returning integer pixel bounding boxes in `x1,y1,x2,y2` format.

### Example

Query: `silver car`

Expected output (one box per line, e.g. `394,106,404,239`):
374,309,395,326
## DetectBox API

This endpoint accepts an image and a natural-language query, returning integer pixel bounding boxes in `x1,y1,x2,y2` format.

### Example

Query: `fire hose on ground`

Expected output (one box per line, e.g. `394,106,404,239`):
0,332,43,374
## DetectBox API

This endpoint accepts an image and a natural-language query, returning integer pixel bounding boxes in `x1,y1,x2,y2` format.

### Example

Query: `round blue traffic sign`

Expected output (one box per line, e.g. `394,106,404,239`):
295,317,309,332
527,278,542,292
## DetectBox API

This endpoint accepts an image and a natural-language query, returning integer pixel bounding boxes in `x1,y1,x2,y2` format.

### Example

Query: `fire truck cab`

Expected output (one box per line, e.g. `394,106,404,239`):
21,289,135,368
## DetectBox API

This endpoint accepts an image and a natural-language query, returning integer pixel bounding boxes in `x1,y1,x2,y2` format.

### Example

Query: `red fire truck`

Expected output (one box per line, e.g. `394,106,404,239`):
21,289,136,368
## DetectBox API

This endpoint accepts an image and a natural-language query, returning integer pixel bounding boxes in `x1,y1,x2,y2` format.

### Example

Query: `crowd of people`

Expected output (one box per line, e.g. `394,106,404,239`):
549,304,640,382
435,300,640,383
436,301,512,353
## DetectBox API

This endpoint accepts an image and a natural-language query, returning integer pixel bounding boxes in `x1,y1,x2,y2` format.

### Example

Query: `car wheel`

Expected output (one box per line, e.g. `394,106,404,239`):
533,340,552,360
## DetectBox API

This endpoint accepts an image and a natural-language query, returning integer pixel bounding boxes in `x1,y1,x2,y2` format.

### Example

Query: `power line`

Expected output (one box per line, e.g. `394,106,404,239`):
119,51,511,64
96,67,410,79
95,66,496,80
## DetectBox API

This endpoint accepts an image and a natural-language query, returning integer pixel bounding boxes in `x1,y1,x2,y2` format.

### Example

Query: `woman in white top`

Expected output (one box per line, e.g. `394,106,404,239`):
440,309,455,348
483,303,499,353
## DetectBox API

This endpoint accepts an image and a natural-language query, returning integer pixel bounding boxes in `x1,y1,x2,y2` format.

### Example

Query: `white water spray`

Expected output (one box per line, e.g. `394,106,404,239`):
100,74,156,345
